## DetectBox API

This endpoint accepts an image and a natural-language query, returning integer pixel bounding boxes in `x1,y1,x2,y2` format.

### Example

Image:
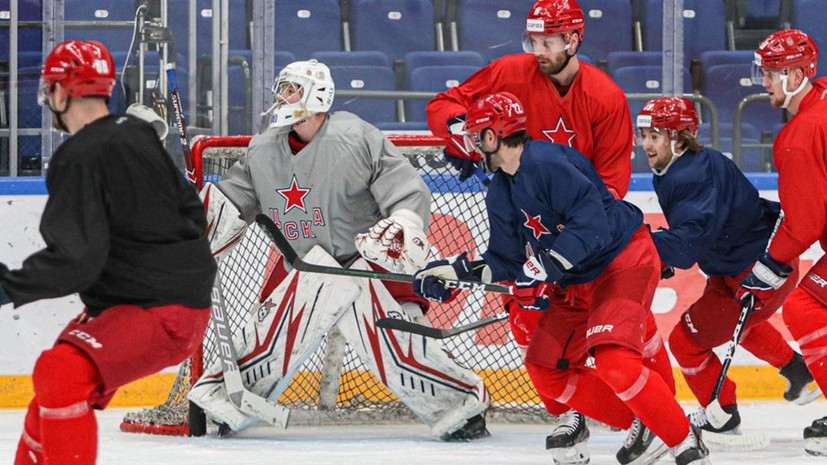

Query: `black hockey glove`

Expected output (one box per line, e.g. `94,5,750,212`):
736,252,792,311
661,264,675,280
0,262,10,306
413,253,477,303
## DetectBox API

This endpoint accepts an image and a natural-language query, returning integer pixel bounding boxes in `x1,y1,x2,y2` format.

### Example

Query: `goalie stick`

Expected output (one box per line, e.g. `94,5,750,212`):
255,213,513,294
207,269,291,429
375,312,508,339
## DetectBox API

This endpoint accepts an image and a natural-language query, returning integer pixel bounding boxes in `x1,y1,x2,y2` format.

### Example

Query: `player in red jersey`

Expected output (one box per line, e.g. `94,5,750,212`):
737,28,827,457
0,40,216,465
426,2,672,463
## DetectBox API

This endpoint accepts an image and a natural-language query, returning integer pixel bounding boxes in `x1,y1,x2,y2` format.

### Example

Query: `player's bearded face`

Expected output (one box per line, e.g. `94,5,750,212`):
529,34,572,75
639,128,673,171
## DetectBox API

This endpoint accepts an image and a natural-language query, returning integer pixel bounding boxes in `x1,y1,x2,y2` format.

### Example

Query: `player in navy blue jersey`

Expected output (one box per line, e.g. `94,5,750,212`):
413,92,710,465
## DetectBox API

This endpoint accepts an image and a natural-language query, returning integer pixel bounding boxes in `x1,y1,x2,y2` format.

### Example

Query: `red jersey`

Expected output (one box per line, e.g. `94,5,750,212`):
768,78,827,264
426,53,633,198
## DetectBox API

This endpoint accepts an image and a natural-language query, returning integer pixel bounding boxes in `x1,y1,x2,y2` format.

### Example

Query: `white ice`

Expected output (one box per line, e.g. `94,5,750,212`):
0,401,825,465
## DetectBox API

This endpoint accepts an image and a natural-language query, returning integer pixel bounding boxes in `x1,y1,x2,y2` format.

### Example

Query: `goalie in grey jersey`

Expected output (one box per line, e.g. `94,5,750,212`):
188,59,490,440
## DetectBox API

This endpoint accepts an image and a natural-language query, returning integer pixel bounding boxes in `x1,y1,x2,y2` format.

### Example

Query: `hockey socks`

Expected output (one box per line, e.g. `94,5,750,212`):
16,343,100,465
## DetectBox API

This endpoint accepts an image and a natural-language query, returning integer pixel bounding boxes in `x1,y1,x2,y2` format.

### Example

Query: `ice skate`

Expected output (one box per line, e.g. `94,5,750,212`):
804,416,827,456
779,352,822,405
670,424,711,465
688,405,769,451
616,417,668,465
546,410,590,465
440,413,491,442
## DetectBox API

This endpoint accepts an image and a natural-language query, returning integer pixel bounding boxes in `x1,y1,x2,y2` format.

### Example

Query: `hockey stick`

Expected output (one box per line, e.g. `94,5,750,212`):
375,312,508,339
165,63,196,185
705,296,753,429
208,270,291,429
255,213,513,294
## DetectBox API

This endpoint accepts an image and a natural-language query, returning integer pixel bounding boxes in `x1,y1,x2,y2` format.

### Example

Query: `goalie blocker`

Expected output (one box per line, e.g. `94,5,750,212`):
188,245,490,440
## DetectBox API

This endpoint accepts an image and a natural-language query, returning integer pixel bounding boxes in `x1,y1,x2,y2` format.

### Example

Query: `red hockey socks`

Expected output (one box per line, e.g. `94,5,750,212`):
669,324,737,407
593,344,689,447
14,400,42,465
525,360,635,430
783,288,827,389
29,343,99,465
740,321,795,368
642,311,676,394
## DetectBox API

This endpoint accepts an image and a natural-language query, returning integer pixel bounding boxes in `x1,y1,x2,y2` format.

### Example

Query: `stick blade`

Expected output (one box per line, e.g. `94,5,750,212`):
375,317,448,339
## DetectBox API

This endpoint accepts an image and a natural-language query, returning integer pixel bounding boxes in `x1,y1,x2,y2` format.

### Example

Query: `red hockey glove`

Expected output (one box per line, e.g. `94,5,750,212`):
736,252,792,311
443,114,480,182
513,282,550,311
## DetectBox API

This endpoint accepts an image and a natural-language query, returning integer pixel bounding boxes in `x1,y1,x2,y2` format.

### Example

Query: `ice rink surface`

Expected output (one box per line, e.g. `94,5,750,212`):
0,401,826,464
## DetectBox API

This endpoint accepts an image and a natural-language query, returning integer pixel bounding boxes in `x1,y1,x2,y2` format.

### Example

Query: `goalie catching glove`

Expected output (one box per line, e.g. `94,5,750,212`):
200,183,248,259
355,209,433,274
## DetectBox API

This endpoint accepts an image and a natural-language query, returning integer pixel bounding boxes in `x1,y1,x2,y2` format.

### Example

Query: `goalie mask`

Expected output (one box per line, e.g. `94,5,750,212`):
268,59,335,128
463,92,527,172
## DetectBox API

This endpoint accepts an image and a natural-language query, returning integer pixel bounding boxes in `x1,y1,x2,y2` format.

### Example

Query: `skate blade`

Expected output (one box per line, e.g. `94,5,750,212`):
551,442,590,465
806,437,827,456
623,440,669,465
702,430,771,452
793,384,823,406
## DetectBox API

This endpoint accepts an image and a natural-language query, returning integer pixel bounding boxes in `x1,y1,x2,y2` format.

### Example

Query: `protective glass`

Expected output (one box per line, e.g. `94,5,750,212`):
521,32,572,54
751,62,786,86
463,130,484,158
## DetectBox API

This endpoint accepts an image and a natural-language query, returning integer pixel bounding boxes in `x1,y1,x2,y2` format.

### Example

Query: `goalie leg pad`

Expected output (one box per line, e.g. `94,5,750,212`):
334,257,490,440
189,245,361,431
200,183,248,259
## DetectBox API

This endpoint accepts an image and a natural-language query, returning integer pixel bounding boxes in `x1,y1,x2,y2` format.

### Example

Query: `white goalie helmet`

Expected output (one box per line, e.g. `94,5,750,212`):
268,59,335,128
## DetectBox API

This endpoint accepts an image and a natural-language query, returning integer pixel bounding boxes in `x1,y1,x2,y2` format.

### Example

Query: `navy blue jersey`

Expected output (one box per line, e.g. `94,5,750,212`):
652,148,780,276
483,141,643,286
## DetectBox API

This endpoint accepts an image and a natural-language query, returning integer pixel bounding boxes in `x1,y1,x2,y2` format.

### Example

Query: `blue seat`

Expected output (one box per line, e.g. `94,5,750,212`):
276,0,341,59
402,50,484,87
792,0,827,80
0,0,42,59
64,0,139,53
453,0,533,62
642,0,726,61
405,64,480,121
167,0,249,63
310,51,391,67
698,50,754,70
697,123,766,172
275,51,297,69
578,0,633,63
702,63,783,137
349,0,435,62
610,65,692,118
607,51,665,73
328,65,397,125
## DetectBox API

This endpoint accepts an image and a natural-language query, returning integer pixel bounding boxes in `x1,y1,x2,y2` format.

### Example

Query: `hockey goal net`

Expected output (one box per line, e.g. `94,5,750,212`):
121,134,545,436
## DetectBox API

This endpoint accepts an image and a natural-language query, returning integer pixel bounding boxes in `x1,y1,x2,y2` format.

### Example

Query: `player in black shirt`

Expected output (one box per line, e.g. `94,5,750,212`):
0,40,216,465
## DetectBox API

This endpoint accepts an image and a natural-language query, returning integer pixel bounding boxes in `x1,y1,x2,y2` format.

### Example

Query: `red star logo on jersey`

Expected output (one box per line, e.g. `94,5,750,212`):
541,116,577,147
276,175,310,213
522,210,550,239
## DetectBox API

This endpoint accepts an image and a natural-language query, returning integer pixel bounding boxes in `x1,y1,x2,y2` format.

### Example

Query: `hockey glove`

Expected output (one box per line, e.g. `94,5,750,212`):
443,114,479,182
0,262,10,306
736,252,793,311
521,246,565,284
513,281,550,311
413,253,477,303
355,210,432,274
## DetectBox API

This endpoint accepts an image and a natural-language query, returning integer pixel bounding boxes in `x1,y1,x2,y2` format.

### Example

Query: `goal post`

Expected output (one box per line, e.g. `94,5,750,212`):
120,134,546,436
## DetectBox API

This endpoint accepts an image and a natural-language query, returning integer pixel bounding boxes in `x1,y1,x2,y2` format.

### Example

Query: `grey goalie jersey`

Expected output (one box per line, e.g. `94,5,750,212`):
217,111,430,264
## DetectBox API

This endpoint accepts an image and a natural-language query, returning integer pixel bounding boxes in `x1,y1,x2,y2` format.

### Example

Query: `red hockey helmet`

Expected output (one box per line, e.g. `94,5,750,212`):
636,97,699,138
753,29,819,82
39,39,115,105
525,0,585,38
464,92,527,152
